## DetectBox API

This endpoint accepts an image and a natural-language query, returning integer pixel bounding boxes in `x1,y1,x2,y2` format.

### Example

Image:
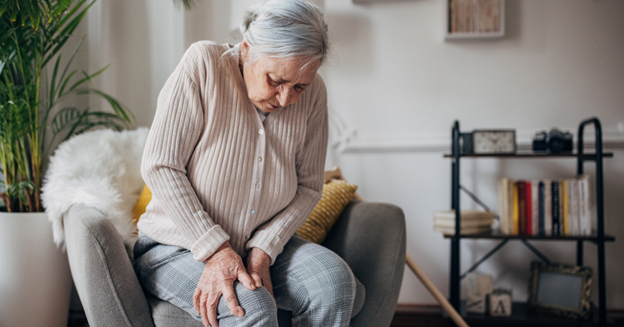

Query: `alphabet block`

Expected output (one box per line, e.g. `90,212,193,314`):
489,289,512,316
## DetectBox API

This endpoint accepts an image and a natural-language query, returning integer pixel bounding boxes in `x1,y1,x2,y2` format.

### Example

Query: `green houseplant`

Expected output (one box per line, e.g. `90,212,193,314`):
0,0,198,324
0,1,136,326
0,0,135,213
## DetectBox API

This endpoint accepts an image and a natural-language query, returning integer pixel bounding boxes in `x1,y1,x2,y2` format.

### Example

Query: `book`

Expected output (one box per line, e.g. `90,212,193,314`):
517,181,527,235
497,178,511,234
434,210,496,221
507,179,515,234
538,181,545,236
512,182,519,235
434,225,492,236
544,180,552,236
497,176,592,237
578,175,591,235
435,219,493,228
568,179,580,235
525,181,532,235
552,181,560,236
532,180,539,236
559,180,565,236
562,180,569,235
434,210,495,235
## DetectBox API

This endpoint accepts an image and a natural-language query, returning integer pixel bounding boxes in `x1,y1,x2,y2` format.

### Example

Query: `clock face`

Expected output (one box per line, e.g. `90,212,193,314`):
473,130,516,154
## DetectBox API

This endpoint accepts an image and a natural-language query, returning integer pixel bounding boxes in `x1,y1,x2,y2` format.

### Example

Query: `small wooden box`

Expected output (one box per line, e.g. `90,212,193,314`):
466,292,487,314
489,289,512,316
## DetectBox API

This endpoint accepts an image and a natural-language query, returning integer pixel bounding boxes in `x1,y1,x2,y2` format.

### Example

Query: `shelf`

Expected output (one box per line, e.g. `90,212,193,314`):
443,231,615,242
459,302,616,327
443,152,613,158
447,118,611,326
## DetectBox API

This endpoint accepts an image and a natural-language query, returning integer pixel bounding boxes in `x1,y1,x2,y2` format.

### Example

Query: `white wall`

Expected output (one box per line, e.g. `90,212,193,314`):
85,0,624,308
320,0,624,308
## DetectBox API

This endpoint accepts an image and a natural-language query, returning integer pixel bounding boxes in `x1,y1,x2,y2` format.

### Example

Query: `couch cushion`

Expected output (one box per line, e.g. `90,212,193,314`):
296,179,358,244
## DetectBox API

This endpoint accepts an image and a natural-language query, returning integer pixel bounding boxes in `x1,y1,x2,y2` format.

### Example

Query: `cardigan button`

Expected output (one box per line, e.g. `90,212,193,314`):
259,129,264,135
250,209,256,215
258,156,263,163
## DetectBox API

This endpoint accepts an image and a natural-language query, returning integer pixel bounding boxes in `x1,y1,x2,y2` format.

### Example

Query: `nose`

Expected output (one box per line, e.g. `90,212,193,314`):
276,86,292,107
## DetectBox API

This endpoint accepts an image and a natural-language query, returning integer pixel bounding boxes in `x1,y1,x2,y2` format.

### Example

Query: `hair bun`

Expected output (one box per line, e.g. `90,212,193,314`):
241,10,259,33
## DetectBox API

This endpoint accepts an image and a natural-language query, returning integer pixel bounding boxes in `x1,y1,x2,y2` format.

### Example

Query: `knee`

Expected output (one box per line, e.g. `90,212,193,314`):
233,283,278,317
307,252,356,303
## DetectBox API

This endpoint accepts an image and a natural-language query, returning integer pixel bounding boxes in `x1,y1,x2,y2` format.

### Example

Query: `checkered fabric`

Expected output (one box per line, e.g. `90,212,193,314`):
134,234,356,327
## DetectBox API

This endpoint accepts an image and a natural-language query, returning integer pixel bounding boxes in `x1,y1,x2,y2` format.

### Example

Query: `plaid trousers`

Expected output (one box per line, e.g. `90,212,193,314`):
134,234,356,327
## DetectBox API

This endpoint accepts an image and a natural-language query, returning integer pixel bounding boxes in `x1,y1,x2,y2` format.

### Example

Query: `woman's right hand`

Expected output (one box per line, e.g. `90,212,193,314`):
193,242,256,327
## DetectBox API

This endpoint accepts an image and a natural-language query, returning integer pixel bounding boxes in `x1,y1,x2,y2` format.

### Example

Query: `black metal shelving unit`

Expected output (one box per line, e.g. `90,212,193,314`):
445,118,615,326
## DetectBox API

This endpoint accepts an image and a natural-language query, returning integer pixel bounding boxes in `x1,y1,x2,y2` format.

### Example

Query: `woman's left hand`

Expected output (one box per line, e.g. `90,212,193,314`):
246,247,275,305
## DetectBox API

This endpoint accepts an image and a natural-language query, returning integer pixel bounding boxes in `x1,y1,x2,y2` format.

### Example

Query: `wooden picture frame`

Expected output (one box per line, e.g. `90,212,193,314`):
445,0,505,40
528,261,593,320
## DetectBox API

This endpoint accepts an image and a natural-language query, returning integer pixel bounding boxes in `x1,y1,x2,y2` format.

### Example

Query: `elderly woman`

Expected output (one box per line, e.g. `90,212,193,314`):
133,0,358,326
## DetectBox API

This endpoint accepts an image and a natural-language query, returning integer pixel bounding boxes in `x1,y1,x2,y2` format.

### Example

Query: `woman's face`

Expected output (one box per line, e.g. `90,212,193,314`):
241,41,320,113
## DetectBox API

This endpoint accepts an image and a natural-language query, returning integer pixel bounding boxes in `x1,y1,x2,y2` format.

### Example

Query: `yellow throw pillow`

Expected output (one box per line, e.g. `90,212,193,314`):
297,179,358,244
132,184,152,226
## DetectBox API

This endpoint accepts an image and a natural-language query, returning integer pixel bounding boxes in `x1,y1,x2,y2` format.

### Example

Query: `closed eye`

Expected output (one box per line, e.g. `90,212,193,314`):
267,75,282,87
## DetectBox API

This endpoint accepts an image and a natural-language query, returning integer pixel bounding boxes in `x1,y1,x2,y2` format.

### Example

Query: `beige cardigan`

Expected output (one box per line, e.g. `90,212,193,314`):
138,41,328,264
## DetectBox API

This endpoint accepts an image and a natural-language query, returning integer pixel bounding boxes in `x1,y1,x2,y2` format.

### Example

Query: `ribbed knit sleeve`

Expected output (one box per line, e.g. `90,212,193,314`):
246,77,329,265
141,48,230,262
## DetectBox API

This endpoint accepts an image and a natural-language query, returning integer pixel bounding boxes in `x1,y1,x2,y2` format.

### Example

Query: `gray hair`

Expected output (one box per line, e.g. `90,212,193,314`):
234,0,329,67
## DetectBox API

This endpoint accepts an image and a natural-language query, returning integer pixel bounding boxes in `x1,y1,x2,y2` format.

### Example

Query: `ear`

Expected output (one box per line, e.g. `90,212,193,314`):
240,40,249,62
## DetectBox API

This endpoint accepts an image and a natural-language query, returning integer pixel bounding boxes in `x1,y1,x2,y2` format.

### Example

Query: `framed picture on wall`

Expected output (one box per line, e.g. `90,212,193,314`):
527,261,593,320
445,0,505,40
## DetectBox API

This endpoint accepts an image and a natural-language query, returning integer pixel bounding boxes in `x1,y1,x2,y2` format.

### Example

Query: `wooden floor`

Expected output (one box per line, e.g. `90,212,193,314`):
390,304,453,327
390,304,624,327
68,305,624,327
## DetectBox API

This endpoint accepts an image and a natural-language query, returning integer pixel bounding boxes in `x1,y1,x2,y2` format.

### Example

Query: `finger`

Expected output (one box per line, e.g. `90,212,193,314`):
222,281,245,318
262,276,276,303
238,270,257,291
193,285,202,315
207,294,220,327
250,272,263,288
200,293,210,327
193,288,201,315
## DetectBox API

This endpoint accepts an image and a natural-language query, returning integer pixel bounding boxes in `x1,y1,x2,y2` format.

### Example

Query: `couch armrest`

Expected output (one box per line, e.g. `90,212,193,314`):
322,201,406,327
63,205,154,327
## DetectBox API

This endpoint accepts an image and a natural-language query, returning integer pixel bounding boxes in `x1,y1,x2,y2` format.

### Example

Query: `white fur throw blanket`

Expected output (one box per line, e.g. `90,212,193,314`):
41,128,149,253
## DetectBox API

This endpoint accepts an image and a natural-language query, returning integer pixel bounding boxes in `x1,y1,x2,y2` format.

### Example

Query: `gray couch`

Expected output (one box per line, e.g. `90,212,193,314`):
64,200,405,327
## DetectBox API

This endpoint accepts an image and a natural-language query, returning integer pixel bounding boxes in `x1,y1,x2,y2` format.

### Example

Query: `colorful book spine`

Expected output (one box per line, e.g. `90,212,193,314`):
538,181,545,236
512,182,519,235
544,180,552,236
517,181,527,235
497,176,590,237
569,179,580,236
552,181,560,236
498,178,510,234
562,180,569,235
525,181,532,235
578,175,591,235
531,180,539,236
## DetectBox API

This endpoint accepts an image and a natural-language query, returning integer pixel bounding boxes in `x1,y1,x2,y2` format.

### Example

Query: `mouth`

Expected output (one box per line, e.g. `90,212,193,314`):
267,101,279,110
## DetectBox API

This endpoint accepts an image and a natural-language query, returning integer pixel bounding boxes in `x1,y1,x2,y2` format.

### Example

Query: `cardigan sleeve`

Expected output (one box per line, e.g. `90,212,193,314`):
141,48,230,263
246,76,328,265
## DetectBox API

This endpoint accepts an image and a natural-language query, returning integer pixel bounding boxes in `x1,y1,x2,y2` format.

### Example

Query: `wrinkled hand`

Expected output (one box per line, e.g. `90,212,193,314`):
193,242,256,327
246,247,275,305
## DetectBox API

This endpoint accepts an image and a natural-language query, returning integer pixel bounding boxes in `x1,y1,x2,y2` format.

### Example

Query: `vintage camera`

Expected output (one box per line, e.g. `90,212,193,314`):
532,129,573,153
